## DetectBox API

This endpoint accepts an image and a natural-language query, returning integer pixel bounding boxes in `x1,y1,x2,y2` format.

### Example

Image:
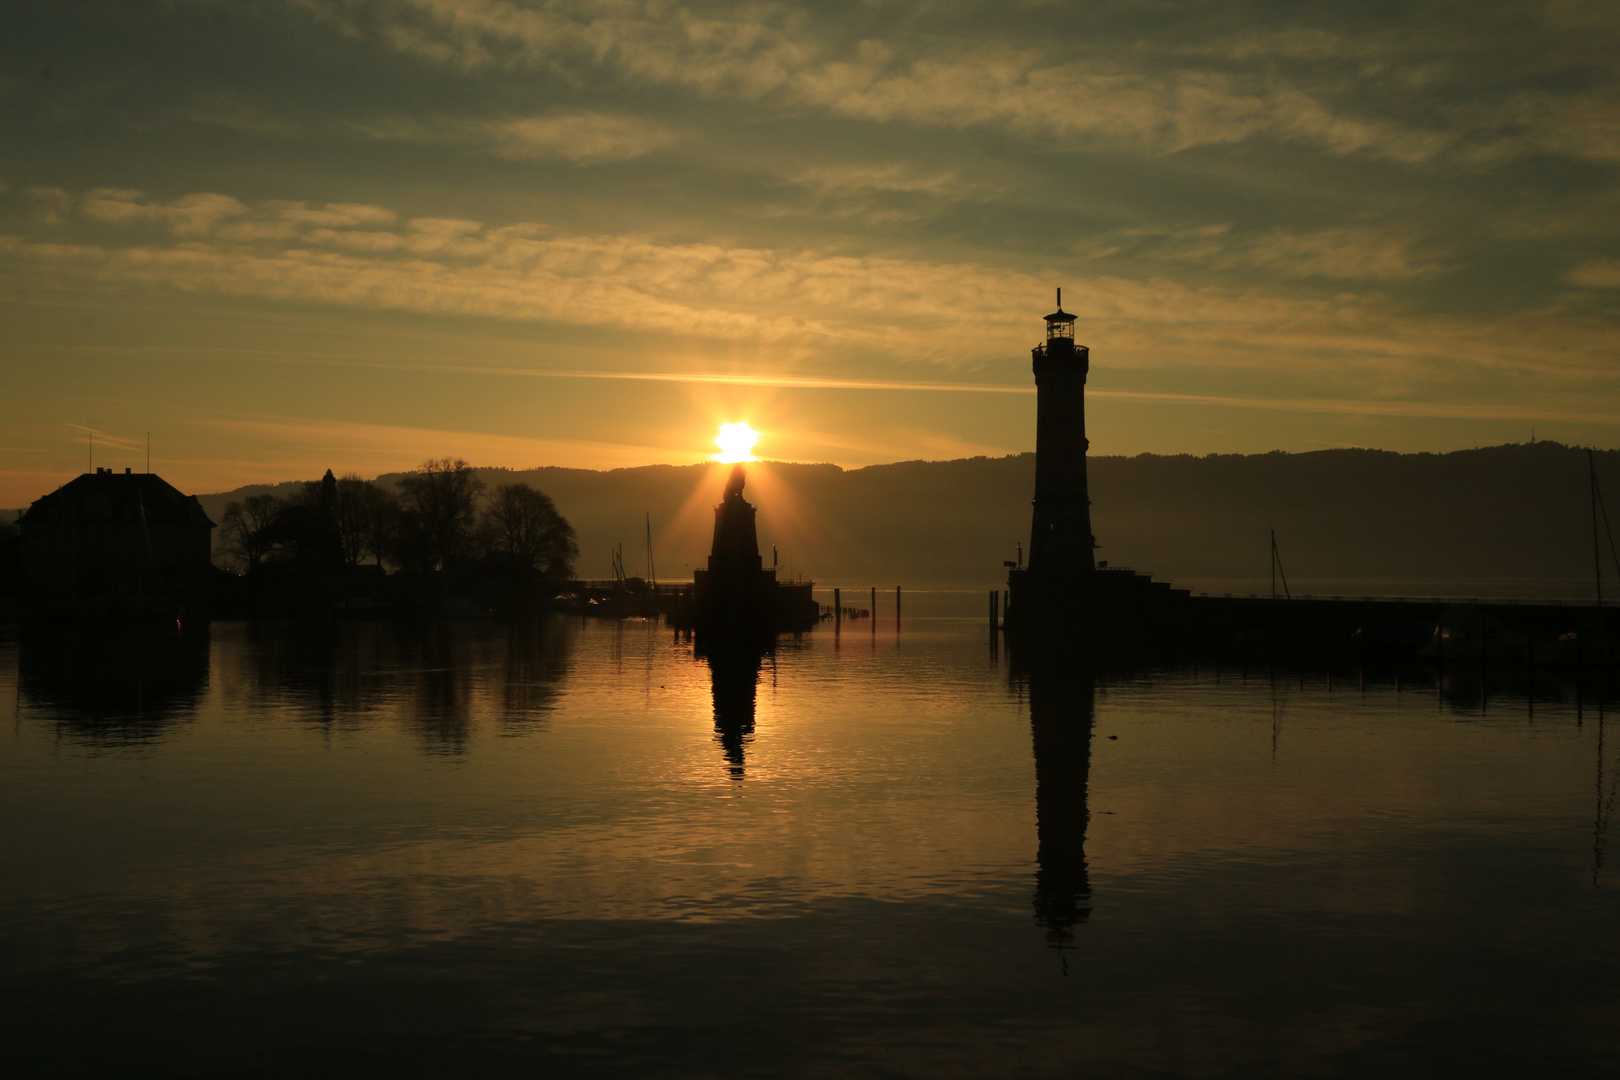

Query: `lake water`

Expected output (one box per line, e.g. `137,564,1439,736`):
3,595,1618,1078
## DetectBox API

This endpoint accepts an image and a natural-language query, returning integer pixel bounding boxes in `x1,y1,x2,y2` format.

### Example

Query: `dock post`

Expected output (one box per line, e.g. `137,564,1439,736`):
896,586,902,630
871,586,877,633
1436,609,1446,703
834,588,841,633
990,589,999,632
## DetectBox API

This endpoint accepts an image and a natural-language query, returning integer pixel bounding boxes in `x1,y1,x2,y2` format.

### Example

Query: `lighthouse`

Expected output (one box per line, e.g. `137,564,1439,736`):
1006,290,1096,630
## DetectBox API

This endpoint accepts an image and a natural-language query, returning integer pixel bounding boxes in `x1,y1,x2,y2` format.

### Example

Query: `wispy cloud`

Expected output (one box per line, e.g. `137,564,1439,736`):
1231,229,1445,281
1092,224,1447,281
46,342,1620,428
347,108,678,164
789,164,965,198
7,185,1620,395
61,422,142,452
312,0,1620,169
1569,258,1620,288
25,186,71,226
81,189,247,237
53,345,1037,395
483,110,677,163
183,94,302,138
1085,389,1620,426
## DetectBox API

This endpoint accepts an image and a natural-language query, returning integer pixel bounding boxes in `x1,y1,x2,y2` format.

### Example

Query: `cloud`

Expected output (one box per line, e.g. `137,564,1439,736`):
99,349,1039,395
61,423,142,452
25,186,72,225
789,163,963,197
1086,225,1444,282
1232,230,1444,281
346,108,676,165
7,185,1620,401
1453,89,1620,167
1568,258,1620,288
81,189,247,237
271,201,399,228
760,162,983,224
483,110,677,163
184,95,302,137
1084,388,1620,426
315,0,1620,168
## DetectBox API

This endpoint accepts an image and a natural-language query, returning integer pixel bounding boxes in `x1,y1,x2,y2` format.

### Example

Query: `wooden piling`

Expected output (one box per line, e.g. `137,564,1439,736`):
896,586,902,629
834,588,841,632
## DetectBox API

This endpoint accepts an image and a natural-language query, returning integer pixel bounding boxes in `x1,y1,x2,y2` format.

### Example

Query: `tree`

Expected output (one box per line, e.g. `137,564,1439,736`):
275,469,344,569
334,474,397,567
361,484,400,568
396,458,485,572
483,483,578,579
0,514,20,597
218,493,284,572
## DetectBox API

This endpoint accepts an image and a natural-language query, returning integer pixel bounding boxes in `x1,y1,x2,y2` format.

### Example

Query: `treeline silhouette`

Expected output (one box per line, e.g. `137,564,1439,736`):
212,458,577,616
219,458,577,579
191,441,1618,597
0,516,18,598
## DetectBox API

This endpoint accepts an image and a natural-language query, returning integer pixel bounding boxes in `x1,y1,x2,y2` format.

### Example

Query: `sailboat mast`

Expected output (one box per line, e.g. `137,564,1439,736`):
1593,449,1604,610
646,513,657,587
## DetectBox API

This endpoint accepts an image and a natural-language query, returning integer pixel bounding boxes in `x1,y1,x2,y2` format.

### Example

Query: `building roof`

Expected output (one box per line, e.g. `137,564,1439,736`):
1044,308,1077,323
20,471,215,529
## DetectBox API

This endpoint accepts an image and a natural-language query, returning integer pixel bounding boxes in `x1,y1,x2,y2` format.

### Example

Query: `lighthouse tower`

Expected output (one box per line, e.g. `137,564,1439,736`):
1027,290,1095,576
1006,290,1095,630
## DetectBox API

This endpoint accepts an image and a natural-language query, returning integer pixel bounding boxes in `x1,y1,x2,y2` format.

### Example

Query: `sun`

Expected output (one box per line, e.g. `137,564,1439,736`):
713,422,760,463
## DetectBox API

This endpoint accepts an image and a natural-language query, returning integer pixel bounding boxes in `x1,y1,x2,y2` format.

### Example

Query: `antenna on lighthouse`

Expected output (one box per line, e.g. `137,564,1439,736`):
1057,287,1062,310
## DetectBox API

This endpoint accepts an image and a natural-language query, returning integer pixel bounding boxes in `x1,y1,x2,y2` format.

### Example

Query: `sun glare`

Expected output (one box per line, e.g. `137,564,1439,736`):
713,422,760,463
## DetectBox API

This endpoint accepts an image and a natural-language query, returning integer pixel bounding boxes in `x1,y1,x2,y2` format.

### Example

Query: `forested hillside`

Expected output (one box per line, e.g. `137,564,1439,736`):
188,442,1619,598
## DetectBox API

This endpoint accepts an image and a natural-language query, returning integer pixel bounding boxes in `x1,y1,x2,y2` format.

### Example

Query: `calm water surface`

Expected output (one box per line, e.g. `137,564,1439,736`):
2,595,1617,1077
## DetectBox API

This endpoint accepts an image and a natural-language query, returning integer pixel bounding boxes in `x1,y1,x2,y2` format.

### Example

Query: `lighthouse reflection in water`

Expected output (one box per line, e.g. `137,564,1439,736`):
1020,651,1096,950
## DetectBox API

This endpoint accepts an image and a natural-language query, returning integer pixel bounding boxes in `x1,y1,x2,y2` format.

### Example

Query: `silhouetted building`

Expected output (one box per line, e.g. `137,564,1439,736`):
1027,293,1095,578
693,464,773,639
687,464,817,639
1006,293,1094,629
1005,294,1188,636
18,468,216,619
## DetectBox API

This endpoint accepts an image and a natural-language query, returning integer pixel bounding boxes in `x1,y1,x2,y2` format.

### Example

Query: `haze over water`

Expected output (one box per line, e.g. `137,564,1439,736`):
3,595,1617,1077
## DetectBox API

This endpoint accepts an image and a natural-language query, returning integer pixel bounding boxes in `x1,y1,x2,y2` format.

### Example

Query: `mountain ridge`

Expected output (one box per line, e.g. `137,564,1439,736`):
160,442,1619,598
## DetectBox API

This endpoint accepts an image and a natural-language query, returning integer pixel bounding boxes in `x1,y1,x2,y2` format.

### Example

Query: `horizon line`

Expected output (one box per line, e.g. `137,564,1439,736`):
169,438,1611,495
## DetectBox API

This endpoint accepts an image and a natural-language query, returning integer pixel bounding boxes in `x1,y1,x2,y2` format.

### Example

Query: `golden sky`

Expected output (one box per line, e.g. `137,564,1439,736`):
4,0,1620,505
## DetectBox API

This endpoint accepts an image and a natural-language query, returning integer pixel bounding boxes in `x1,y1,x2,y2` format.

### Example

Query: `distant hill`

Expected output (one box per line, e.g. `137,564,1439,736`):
176,442,1620,600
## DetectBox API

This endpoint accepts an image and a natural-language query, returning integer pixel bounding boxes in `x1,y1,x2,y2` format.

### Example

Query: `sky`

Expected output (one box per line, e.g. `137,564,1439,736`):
4,0,1620,506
